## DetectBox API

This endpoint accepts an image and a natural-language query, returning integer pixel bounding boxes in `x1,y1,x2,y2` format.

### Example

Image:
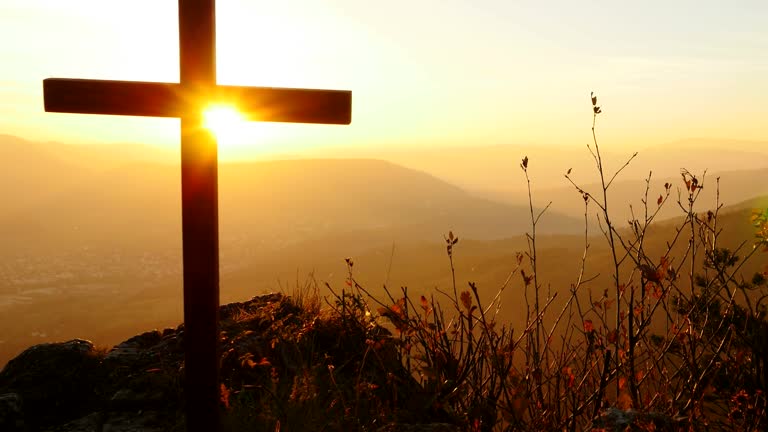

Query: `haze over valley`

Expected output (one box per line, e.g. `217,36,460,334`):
2,133,766,366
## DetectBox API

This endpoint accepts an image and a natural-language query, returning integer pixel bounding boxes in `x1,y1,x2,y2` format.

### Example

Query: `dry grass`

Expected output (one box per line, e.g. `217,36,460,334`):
219,93,768,431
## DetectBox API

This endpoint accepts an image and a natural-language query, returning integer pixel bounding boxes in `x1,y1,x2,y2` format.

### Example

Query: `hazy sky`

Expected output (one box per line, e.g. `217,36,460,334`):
1,0,767,159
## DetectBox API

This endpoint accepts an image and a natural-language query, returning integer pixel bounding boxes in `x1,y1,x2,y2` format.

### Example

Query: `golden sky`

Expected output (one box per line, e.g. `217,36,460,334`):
1,0,767,159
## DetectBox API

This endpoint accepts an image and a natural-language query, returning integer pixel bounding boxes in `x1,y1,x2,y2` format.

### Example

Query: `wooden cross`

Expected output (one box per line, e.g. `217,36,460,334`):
42,1,351,430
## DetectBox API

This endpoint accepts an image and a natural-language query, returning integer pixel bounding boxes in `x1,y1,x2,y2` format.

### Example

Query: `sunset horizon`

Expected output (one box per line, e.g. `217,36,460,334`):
2,1,768,431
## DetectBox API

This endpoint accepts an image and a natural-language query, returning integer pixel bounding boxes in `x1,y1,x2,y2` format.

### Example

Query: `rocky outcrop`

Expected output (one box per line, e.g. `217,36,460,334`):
0,293,458,431
0,332,180,431
0,339,107,431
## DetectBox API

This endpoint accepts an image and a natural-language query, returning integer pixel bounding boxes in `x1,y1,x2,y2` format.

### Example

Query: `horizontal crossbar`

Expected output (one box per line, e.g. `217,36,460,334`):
43,78,352,125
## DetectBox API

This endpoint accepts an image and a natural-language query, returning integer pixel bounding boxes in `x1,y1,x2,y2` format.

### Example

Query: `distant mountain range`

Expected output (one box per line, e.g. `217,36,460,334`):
316,138,768,193
0,135,582,258
474,165,768,225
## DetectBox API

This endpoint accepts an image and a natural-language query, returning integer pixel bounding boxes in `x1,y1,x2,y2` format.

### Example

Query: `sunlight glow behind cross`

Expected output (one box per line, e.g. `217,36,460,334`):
202,103,247,143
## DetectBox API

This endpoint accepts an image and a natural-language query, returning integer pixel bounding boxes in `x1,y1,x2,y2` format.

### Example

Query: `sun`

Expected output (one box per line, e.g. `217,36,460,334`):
201,103,279,159
202,104,247,139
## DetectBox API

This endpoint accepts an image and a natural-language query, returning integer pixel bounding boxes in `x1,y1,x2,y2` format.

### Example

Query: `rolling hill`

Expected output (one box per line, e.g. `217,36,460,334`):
331,139,768,195
2,134,767,367
1,138,584,257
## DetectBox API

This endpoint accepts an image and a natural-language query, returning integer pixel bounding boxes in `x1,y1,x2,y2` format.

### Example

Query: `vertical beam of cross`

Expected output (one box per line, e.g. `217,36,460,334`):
179,2,219,431
41,1,351,431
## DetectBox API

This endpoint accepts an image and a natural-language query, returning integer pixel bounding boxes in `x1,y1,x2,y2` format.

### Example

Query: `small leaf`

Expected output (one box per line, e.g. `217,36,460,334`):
521,156,529,169
634,304,643,317
391,302,403,316
657,195,663,206
583,319,594,332
220,384,231,409
591,91,597,106
567,167,572,175
460,291,472,310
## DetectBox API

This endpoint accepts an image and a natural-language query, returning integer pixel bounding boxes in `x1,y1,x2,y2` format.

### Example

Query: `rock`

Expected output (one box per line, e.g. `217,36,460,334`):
43,412,104,432
1,339,94,374
104,330,163,363
109,387,167,411
104,327,185,376
43,410,173,432
219,292,285,321
101,411,165,432
1,293,461,431
0,339,104,429
0,392,24,431
0,339,96,381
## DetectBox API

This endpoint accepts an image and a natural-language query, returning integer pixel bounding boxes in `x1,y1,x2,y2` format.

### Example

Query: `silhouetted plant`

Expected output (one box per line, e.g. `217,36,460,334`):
218,92,767,431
